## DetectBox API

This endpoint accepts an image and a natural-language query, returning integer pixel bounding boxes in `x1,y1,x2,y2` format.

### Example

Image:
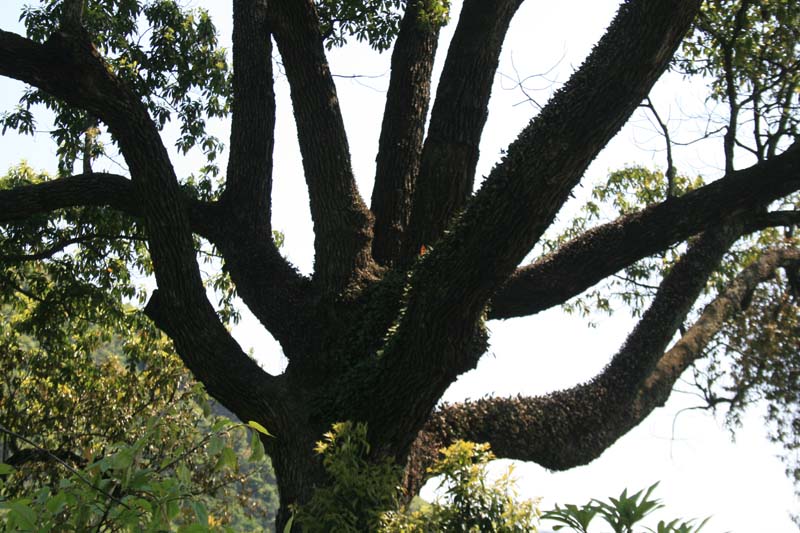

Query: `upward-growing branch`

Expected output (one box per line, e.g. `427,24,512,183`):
490,148,800,320
222,0,274,225
269,0,376,291
212,0,312,351
371,1,442,266
403,0,524,259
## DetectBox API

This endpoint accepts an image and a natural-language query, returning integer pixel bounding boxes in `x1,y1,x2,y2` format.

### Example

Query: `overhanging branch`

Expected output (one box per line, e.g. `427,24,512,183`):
0,172,136,221
407,222,755,492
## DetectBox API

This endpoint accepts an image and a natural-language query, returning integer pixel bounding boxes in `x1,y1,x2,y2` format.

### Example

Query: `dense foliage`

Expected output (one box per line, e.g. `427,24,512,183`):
0,290,278,530
294,423,539,533
0,163,278,530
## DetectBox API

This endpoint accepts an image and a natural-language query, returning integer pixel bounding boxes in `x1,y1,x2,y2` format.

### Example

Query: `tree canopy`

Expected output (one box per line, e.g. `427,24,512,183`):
0,0,798,529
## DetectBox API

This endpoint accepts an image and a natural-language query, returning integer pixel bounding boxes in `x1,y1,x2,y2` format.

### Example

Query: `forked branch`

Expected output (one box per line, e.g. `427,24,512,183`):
402,0,703,325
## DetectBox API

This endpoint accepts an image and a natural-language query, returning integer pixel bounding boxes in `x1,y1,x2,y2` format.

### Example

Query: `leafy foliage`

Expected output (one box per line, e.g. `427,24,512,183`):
542,483,710,533
4,0,230,178
295,421,402,532
383,441,540,532
678,0,799,159
0,167,277,531
316,0,450,52
0,296,278,530
0,283,279,531
294,425,539,532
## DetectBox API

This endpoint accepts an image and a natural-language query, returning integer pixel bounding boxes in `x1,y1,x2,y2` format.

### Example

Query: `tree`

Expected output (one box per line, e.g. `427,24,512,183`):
0,0,797,529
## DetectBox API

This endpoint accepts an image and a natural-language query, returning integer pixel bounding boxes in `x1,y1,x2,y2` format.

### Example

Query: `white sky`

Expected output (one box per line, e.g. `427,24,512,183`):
0,1,798,530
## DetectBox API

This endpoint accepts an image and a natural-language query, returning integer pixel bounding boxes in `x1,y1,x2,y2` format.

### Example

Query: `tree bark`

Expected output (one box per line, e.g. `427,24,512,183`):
371,1,441,266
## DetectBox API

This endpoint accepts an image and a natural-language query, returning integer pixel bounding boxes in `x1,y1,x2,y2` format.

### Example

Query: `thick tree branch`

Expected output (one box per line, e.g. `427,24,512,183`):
222,0,274,225
412,0,702,319
0,27,291,431
407,223,750,492
0,172,312,351
641,245,800,403
370,1,441,265
0,172,136,221
207,0,313,351
490,148,800,320
269,0,376,290
403,0,524,258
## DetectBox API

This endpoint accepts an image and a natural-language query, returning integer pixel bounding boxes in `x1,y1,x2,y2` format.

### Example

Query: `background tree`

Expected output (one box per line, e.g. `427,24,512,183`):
0,0,797,530
0,165,279,530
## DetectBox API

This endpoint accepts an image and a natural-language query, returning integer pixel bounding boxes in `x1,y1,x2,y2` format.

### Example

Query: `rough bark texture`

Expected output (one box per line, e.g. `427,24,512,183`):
1,0,799,530
403,0,524,259
371,1,441,265
268,0,378,291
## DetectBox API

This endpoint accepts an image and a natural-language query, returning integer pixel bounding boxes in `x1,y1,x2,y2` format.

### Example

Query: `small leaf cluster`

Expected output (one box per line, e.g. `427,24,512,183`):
295,421,402,532
316,0,405,51
294,426,540,532
542,483,710,533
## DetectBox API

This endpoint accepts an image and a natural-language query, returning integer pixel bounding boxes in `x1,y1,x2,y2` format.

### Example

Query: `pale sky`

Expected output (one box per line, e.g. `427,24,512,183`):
0,1,797,530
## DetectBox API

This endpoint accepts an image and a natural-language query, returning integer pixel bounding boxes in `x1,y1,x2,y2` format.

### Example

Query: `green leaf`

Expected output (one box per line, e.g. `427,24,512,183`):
250,429,266,462
6,501,37,530
247,420,275,437
0,463,15,475
216,446,238,472
283,512,295,533
191,500,209,526
110,446,135,471
44,491,68,515
208,434,224,455
179,525,211,533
